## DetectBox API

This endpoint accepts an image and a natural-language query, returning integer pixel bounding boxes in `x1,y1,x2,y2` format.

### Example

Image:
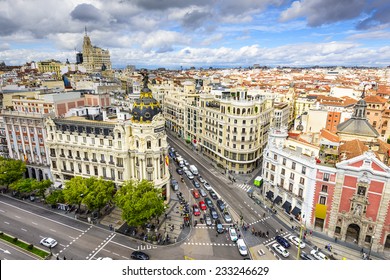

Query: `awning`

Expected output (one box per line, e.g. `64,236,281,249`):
273,196,282,204
282,201,292,213
291,206,301,216
266,190,274,200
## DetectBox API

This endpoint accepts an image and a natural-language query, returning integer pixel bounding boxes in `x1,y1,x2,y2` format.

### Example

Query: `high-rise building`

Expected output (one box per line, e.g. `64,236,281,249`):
82,29,112,73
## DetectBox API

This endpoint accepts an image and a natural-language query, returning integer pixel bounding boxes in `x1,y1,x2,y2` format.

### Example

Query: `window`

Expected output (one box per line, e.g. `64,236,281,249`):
357,185,366,196
117,158,123,167
299,177,305,185
78,164,82,173
94,166,98,176
321,185,328,193
323,173,330,181
52,161,57,169
270,174,274,182
289,183,293,192
147,140,151,149
158,139,161,147
290,173,295,180
298,188,303,197
118,171,123,180
319,196,326,205
83,137,86,143
281,168,285,175
274,154,277,160
271,164,275,171
109,140,113,146
84,152,88,160
100,139,104,145
302,166,306,174
291,162,296,170
283,158,286,165
86,165,90,174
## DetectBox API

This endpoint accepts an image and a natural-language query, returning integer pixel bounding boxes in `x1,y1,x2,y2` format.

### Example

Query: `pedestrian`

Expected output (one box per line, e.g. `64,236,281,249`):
56,256,59,260
361,248,364,254
238,234,241,238
310,230,313,235
63,256,66,260
266,231,269,237
335,237,338,243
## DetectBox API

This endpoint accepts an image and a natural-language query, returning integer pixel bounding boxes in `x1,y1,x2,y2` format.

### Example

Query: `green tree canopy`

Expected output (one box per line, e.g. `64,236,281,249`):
9,178,35,194
0,158,26,190
114,180,165,227
46,189,65,206
82,177,115,212
32,179,52,199
62,176,88,208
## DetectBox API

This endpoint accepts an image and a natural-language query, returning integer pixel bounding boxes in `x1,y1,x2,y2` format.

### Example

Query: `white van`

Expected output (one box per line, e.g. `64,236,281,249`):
189,165,198,176
237,239,248,256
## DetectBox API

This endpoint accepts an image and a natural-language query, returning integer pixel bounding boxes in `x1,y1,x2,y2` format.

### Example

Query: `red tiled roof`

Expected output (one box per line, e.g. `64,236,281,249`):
364,95,387,104
320,129,340,142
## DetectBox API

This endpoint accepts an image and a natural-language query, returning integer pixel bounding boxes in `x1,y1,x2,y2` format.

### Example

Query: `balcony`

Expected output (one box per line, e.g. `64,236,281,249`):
59,154,65,158
100,160,106,163
83,158,89,161
92,159,97,162
108,161,115,165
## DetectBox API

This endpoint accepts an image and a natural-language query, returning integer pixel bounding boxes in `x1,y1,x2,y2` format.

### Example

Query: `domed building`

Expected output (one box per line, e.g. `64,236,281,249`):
128,72,169,200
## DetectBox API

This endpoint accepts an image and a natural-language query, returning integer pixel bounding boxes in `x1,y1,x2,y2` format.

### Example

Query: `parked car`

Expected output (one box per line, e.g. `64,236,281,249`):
209,190,218,200
176,168,183,175
229,227,238,242
209,207,219,219
215,219,224,234
272,243,290,258
288,235,306,248
199,200,207,210
204,197,213,208
310,249,328,260
171,179,179,191
40,237,58,248
185,170,194,180
192,189,200,199
192,204,201,216
199,188,207,197
131,251,150,260
237,239,248,256
204,214,212,226
192,180,200,188
300,251,315,260
198,176,206,183
203,182,212,191
223,211,232,223
275,235,291,248
216,199,225,211
184,160,189,166
182,166,189,172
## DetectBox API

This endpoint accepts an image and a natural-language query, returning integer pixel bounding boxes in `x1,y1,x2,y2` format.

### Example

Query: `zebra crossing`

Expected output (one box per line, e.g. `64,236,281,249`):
236,183,252,192
184,242,237,247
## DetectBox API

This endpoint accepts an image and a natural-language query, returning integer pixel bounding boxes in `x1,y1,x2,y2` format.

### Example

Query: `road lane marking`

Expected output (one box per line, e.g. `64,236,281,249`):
21,228,27,232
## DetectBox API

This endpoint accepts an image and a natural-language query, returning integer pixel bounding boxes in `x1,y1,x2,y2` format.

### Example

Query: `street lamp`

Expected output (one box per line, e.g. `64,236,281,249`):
296,224,305,260
368,236,375,260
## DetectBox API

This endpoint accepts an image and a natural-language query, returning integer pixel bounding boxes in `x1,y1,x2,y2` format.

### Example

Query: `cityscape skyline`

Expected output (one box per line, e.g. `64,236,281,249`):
0,0,390,69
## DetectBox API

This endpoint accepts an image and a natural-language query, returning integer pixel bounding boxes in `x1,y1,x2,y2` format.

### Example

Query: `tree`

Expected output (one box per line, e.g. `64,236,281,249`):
32,179,52,199
114,180,165,227
9,178,35,196
62,176,88,209
46,189,65,206
82,177,115,213
0,158,26,191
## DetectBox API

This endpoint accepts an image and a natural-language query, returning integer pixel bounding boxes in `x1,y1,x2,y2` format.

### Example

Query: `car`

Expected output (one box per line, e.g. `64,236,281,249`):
199,188,207,197
182,166,189,172
223,212,232,223
40,237,58,248
204,197,213,208
192,181,200,188
237,239,248,256
216,199,225,211
288,235,306,248
204,214,212,226
176,168,183,175
192,189,200,199
184,160,189,166
275,235,291,248
198,176,206,183
229,227,238,242
199,200,207,210
300,251,315,260
215,219,224,234
185,170,194,180
169,147,175,153
171,179,179,191
131,251,150,260
310,249,328,260
203,182,212,191
192,204,201,216
209,190,218,200
209,207,219,219
272,243,290,258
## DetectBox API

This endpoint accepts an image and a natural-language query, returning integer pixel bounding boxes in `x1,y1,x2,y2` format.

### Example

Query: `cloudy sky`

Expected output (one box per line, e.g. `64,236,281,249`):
0,0,389,69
